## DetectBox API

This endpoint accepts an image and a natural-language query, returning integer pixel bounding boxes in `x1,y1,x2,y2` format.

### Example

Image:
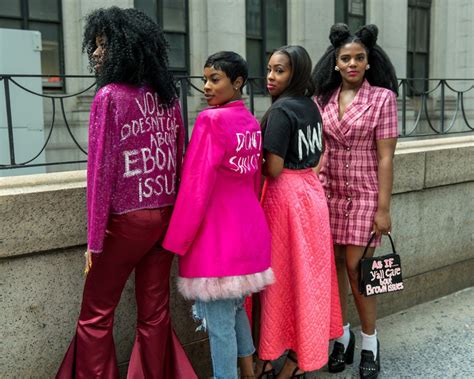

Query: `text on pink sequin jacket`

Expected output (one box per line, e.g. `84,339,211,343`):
162,100,274,301
87,83,184,253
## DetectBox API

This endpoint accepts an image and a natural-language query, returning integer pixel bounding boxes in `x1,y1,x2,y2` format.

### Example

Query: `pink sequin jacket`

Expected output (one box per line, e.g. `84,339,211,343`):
163,100,274,301
87,83,184,253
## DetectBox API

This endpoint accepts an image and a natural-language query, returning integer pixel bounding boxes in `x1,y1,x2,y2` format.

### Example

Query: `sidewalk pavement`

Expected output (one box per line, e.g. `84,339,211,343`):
273,287,474,378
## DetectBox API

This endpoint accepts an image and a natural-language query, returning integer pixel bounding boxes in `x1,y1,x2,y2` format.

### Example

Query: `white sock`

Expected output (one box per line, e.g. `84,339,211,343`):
335,323,351,351
361,330,378,360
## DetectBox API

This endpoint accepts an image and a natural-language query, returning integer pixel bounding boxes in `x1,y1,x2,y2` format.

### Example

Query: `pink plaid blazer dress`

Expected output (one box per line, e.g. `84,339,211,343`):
318,79,398,247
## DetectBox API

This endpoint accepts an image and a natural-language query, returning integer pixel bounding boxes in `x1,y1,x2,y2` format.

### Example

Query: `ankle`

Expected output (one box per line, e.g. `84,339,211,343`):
361,330,378,360
335,323,351,350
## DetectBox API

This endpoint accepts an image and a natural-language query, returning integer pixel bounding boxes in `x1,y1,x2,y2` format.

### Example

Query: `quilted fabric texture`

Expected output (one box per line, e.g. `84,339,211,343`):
258,169,343,371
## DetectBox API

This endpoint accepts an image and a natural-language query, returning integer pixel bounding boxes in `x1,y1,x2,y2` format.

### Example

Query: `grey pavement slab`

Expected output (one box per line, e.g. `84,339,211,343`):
270,287,474,378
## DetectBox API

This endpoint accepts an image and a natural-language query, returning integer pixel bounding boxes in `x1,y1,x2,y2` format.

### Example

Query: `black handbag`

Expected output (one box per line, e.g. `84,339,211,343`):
359,232,404,297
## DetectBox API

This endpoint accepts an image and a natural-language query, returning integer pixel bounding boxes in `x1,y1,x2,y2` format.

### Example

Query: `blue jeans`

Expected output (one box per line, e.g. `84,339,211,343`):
194,297,255,379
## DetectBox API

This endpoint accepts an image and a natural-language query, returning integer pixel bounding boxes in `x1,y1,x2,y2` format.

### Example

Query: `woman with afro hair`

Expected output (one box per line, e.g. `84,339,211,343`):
312,24,398,379
56,7,196,378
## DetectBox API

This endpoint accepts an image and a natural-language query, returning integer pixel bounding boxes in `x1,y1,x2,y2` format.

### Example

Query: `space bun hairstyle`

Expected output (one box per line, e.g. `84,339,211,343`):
312,23,398,108
355,24,378,50
329,23,352,48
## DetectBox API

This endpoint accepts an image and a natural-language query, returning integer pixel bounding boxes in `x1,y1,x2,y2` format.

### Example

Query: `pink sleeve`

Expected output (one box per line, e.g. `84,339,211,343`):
163,112,226,255
86,90,118,253
375,91,399,140
174,101,185,187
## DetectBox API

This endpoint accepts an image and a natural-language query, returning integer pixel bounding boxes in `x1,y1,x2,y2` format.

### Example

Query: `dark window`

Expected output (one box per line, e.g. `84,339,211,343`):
135,0,189,75
335,0,366,32
407,0,431,94
246,0,287,93
0,0,64,90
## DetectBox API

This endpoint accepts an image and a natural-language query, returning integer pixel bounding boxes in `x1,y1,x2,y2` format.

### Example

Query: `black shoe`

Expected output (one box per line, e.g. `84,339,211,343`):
257,360,275,379
286,354,306,379
328,330,355,373
359,340,380,379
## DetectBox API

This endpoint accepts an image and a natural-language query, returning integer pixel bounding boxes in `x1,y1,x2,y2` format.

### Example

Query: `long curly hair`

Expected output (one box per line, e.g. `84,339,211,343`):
312,23,398,108
82,7,177,105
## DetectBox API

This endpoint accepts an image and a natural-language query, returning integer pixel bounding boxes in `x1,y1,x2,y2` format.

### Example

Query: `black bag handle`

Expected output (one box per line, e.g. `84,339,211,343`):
361,232,397,259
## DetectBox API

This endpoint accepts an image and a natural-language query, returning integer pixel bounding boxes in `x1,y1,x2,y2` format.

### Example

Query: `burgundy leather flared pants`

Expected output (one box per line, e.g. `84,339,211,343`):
56,207,196,379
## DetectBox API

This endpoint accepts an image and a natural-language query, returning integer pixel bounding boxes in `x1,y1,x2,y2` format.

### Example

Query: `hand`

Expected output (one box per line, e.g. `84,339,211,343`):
84,250,93,276
373,209,391,236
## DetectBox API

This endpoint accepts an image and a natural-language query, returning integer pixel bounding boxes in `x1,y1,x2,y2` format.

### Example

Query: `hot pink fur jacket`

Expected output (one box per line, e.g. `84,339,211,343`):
163,100,274,301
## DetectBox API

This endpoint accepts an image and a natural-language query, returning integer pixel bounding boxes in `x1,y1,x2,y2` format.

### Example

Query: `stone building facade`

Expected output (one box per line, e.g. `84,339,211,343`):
1,0,473,170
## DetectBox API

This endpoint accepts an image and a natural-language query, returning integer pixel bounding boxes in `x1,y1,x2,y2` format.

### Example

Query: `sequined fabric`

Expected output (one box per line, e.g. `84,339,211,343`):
86,83,184,252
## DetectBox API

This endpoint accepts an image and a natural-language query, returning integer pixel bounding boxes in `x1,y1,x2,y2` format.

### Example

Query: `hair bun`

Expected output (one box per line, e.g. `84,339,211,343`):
355,24,378,49
329,23,351,48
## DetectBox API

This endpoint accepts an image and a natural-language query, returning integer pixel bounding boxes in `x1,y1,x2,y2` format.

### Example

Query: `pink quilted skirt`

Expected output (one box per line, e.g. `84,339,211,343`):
258,169,343,371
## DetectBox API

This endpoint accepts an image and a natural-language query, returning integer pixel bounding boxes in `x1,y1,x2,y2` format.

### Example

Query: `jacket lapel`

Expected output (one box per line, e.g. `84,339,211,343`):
325,86,348,145
339,80,373,136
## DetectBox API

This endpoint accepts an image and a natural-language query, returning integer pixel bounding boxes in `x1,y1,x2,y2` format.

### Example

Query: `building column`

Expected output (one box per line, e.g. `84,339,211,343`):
287,0,335,65
430,0,474,80
188,0,246,77
366,0,408,78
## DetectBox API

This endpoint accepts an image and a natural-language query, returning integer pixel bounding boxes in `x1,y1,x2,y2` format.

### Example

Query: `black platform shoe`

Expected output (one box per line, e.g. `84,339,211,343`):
328,330,355,373
359,339,380,379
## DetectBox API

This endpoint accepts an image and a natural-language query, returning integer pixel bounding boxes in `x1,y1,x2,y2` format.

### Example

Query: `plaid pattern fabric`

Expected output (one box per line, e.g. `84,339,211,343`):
318,80,398,247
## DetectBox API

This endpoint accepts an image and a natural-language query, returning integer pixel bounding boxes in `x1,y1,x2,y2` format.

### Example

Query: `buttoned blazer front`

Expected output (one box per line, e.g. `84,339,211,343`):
318,79,398,247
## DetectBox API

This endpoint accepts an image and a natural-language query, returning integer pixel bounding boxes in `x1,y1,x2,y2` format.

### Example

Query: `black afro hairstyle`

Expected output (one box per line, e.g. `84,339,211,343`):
312,23,398,108
82,6,177,105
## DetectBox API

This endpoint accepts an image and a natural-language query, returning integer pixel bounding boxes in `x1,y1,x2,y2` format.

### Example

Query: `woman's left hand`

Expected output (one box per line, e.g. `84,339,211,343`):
84,250,93,276
373,209,391,236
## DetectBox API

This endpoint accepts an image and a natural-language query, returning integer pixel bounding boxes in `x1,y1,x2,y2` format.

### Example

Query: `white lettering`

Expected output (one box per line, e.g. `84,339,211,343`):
123,150,142,178
298,123,322,160
145,92,156,115
121,124,131,141
141,147,155,174
135,96,147,118
229,154,260,174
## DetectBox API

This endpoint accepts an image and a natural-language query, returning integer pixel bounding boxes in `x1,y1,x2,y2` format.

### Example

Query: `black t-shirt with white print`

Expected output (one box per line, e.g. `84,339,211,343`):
263,96,323,169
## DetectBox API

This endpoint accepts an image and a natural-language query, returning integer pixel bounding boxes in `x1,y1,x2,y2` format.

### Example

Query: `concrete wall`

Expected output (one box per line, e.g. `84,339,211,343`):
1,135,473,377
351,136,474,324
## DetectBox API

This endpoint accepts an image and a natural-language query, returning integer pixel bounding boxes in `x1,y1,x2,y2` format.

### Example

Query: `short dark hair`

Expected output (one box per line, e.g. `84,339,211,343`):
82,7,177,105
270,45,315,100
204,51,249,91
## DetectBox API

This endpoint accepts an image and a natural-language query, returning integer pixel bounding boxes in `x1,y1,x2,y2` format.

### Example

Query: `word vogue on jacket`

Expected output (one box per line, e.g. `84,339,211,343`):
87,83,184,252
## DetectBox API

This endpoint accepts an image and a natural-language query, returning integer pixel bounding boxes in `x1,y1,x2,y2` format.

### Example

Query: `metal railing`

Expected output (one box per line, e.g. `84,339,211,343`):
398,78,474,137
1,74,473,171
